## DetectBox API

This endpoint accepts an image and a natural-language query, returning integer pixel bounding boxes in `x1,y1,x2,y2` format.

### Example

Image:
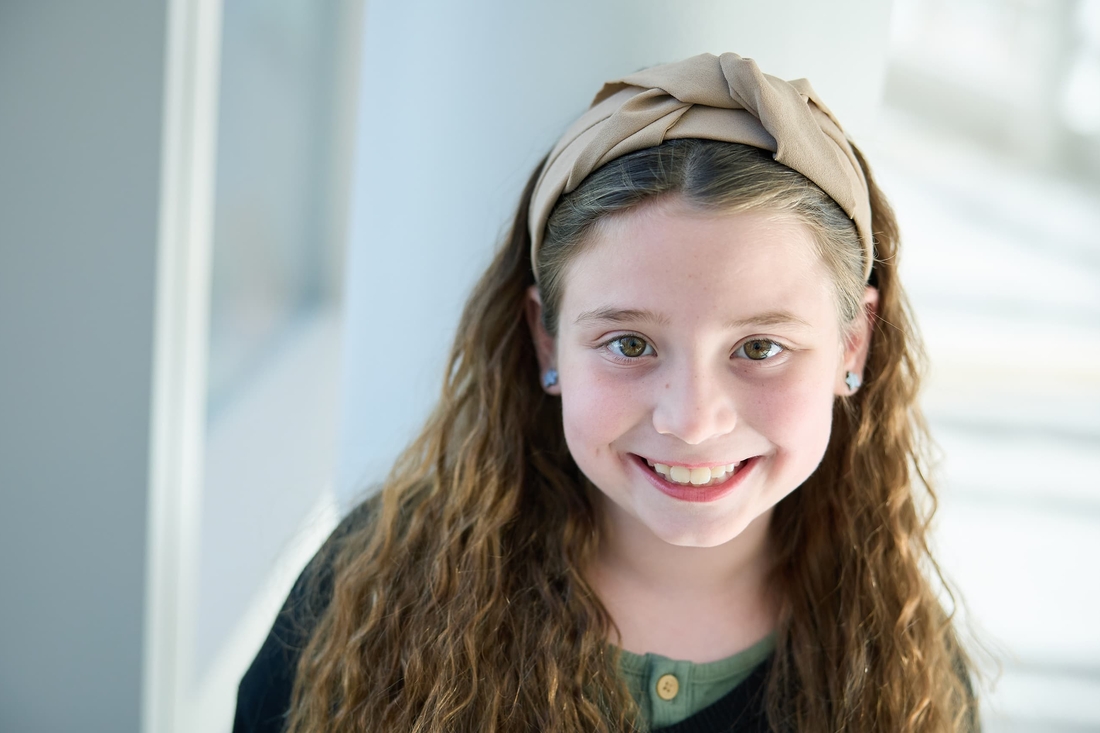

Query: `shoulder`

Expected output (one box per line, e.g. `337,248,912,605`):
232,496,378,733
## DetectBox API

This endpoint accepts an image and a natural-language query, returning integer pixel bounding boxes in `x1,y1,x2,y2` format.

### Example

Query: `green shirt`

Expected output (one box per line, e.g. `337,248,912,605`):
618,634,776,728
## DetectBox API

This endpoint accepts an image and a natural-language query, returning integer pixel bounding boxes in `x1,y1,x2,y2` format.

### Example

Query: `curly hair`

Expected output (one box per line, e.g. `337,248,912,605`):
284,139,978,732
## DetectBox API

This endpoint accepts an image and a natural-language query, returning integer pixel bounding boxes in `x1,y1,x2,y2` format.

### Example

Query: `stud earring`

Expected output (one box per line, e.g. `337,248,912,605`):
541,368,559,389
845,371,862,393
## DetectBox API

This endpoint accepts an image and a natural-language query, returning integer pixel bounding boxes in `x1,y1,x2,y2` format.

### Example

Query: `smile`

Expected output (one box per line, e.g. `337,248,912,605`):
643,458,743,487
630,454,757,503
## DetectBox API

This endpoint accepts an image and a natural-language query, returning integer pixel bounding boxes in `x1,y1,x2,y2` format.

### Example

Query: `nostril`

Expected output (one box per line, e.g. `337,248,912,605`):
650,389,738,445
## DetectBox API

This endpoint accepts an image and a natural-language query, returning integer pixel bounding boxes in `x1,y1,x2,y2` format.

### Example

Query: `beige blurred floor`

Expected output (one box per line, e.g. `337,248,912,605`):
874,110,1100,733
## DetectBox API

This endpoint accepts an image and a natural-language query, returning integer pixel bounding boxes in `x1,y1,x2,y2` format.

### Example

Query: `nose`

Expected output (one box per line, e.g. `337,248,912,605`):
650,358,738,445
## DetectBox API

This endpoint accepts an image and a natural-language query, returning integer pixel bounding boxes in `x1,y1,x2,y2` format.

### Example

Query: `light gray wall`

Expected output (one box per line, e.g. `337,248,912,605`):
336,0,896,502
0,2,167,731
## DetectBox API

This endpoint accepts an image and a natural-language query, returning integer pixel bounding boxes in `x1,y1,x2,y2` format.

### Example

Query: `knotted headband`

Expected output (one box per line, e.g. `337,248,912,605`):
528,52,874,282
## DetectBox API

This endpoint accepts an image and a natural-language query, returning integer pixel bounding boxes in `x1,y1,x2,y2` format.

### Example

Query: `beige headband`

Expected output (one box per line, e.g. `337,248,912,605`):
528,52,873,282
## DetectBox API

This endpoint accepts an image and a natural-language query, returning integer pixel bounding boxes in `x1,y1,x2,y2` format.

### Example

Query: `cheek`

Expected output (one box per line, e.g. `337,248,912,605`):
558,355,641,463
746,361,837,462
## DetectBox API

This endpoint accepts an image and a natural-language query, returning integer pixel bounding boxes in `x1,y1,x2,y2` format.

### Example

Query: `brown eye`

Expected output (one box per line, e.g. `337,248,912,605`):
739,339,782,361
611,335,652,359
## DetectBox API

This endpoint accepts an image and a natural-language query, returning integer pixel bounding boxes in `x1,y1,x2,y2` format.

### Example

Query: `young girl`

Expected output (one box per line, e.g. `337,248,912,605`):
234,52,978,732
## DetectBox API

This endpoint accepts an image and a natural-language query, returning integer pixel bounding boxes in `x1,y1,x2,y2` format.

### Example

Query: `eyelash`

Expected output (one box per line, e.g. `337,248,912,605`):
604,334,656,362
600,335,788,363
733,338,786,361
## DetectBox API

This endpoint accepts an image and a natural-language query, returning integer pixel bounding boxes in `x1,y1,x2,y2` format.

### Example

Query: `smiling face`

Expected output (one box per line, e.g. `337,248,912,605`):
529,197,874,549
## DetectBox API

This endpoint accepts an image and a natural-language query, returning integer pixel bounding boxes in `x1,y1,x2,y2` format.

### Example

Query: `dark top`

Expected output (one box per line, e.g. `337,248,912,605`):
232,503,772,733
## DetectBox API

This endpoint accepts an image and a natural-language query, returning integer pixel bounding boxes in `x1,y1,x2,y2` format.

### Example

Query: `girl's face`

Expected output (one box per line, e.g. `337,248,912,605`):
529,197,875,548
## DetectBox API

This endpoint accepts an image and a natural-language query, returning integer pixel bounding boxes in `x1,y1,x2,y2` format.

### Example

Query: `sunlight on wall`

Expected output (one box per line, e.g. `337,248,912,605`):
877,1,1100,730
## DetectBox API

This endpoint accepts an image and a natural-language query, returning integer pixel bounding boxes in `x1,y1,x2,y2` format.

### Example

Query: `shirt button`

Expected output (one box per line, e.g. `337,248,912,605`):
656,673,679,701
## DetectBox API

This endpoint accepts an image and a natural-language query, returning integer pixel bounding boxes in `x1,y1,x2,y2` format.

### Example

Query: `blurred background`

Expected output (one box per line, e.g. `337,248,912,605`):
1,0,1096,731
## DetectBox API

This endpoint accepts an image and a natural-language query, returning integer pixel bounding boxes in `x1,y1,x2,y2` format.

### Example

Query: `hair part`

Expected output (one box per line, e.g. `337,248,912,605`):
537,141,866,339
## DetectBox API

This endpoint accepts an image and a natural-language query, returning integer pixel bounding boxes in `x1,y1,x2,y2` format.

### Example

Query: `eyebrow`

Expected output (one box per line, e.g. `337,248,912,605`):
724,311,812,330
574,307,671,327
574,307,811,330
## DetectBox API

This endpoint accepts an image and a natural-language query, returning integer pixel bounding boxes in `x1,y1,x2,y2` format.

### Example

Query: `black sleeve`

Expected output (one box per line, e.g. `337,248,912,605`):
956,649,982,733
232,499,375,733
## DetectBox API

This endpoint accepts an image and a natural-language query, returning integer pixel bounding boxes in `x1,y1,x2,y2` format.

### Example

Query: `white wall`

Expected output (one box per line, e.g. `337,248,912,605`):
337,0,897,502
0,2,167,731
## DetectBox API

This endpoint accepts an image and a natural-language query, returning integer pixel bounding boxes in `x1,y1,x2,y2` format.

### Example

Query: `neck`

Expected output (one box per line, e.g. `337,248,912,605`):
588,502,779,662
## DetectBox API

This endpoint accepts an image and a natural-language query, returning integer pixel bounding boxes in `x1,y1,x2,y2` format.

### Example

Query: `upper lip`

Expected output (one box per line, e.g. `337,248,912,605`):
633,453,746,469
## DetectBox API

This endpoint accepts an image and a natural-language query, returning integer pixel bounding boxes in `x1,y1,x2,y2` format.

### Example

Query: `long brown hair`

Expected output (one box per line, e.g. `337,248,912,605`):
286,140,978,732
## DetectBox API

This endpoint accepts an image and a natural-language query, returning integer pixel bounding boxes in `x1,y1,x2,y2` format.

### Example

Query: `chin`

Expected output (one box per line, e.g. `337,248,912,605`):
643,512,755,548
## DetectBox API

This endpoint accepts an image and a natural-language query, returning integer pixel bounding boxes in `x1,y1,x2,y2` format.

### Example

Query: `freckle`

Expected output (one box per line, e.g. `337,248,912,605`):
664,382,670,389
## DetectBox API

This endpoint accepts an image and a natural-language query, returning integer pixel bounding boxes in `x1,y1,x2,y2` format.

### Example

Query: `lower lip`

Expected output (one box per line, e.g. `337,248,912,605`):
630,454,758,503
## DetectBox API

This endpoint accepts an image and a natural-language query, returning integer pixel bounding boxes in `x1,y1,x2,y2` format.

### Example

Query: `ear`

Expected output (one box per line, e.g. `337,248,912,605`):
525,285,561,395
836,285,879,396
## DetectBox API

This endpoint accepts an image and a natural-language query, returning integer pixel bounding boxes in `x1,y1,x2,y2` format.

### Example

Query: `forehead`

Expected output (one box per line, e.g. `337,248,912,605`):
559,200,834,325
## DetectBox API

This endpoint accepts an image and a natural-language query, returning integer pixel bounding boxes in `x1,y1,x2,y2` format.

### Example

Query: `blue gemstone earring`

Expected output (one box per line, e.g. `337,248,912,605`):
541,368,559,389
845,371,862,393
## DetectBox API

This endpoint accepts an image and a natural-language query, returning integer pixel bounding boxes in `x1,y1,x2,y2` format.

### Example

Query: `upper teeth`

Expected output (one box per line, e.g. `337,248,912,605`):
646,460,738,486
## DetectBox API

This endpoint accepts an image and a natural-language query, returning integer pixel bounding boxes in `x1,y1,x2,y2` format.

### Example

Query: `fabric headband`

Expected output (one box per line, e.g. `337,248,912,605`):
528,52,874,282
